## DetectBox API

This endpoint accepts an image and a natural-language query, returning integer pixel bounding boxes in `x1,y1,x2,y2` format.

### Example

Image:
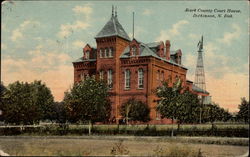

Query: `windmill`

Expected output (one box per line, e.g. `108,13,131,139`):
194,36,206,93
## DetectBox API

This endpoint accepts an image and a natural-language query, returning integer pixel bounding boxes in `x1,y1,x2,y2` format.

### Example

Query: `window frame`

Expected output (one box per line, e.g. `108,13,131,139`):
107,69,113,89
125,69,131,89
138,68,144,89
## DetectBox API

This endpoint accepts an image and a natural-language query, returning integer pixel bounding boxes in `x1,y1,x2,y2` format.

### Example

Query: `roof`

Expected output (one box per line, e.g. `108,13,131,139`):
72,57,96,63
192,84,209,94
120,40,187,69
146,42,162,48
95,15,130,41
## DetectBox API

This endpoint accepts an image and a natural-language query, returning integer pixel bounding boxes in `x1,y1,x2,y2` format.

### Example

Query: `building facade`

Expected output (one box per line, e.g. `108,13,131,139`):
73,9,209,124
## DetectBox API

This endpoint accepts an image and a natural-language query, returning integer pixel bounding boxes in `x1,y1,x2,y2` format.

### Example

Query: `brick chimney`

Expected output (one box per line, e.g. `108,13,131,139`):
165,40,171,60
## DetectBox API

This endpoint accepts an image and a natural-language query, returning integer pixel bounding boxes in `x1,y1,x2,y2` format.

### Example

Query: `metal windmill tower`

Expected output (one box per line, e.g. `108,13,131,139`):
194,36,206,92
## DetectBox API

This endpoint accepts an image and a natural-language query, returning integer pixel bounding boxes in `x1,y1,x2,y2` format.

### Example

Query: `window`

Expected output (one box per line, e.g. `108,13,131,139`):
100,49,103,58
138,68,144,89
131,46,136,56
99,70,104,80
107,69,113,89
85,51,90,59
168,75,172,83
156,70,161,86
105,48,109,58
161,71,164,82
109,47,114,57
125,69,130,89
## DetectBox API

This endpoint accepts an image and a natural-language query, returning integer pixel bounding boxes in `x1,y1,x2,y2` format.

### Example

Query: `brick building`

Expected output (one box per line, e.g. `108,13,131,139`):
73,9,209,124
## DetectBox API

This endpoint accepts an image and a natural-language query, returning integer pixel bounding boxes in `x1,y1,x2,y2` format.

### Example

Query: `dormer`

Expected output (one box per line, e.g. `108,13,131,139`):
170,49,182,65
83,44,92,60
129,39,140,56
176,49,182,64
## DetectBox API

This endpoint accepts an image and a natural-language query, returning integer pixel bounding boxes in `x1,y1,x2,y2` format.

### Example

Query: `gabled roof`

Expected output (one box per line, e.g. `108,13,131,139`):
120,40,187,69
95,15,130,41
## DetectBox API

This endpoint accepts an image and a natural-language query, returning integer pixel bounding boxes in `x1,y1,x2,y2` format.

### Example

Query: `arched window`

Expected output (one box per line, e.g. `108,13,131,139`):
109,47,114,57
105,48,109,58
107,69,113,89
138,68,144,89
131,46,136,56
125,69,130,89
85,51,90,59
99,70,104,80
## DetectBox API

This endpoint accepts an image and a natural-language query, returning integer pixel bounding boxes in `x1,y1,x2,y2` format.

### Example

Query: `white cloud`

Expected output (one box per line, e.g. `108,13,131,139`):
156,20,189,41
11,29,23,41
58,21,90,39
142,9,153,15
217,24,241,45
10,20,41,41
73,4,93,19
72,40,85,49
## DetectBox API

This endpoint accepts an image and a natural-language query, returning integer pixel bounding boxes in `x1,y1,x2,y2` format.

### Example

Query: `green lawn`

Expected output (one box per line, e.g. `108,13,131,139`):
0,136,248,156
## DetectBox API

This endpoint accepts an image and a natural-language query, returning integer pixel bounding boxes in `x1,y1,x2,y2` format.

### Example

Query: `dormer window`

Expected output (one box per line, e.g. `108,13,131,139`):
132,46,136,56
85,51,90,59
109,47,114,57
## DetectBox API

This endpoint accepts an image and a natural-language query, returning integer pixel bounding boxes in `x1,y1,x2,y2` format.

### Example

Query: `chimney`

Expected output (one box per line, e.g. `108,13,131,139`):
165,40,171,60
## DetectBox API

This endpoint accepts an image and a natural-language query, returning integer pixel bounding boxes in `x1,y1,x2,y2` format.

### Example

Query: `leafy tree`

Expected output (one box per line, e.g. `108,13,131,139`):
156,81,183,136
0,81,54,125
155,81,181,123
51,102,68,124
120,98,150,124
0,82,7,121
237,98,249,123
175,91,201,124
64,76,111,135
30,80,54,121
201,103,232,123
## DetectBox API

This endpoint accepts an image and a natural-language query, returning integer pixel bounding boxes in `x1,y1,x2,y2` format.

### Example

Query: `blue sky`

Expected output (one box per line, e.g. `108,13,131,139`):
1,1,249,112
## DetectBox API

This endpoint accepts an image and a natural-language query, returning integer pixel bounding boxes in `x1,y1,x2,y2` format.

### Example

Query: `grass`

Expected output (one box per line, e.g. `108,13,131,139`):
0,136,248,156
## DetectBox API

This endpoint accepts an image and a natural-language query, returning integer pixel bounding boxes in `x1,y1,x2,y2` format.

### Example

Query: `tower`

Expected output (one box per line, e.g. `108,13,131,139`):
95,6,130,123
194,36,206,93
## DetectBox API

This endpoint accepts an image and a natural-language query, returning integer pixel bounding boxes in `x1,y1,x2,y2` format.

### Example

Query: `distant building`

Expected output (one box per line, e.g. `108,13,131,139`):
73,8,209,124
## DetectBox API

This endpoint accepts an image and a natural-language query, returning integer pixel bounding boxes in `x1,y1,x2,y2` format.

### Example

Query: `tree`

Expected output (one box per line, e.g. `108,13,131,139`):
156,81,183,136
51,102,68,124
64,76,111,135
237,98,249,123
30,80,54,121
0,82,7,121
120,98,150,124
0,81,54,125
156,81,201,124
175,91,200,124
201,103,232,123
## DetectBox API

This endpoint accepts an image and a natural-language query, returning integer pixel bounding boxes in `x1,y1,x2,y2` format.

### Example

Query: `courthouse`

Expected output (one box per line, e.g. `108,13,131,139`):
73,8,209,124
